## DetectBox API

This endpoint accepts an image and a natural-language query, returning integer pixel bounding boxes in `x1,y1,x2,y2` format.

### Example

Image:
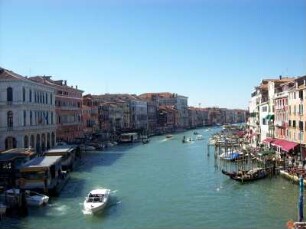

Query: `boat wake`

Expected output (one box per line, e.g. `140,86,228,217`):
111,190,118,194
82,209,93,215
46,204,69,216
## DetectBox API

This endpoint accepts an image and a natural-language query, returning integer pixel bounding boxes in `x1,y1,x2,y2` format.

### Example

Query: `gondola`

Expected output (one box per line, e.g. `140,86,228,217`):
230,168,268,182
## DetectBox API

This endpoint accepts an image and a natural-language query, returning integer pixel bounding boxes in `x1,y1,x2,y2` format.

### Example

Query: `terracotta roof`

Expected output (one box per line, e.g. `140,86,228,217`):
0,67,28,81
29,76,84,93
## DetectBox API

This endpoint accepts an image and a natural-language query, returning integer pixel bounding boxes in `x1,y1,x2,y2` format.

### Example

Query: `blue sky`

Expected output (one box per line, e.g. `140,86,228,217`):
0,0,305,109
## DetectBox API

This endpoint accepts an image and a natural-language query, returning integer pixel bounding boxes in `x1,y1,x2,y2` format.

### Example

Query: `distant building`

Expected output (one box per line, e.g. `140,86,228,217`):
139,92,188,129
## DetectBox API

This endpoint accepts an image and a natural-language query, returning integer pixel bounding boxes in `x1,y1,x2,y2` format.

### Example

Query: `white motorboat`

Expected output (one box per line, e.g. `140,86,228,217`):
6,189,49,207
83,188,111,214
25,190,49,206
196,135,204,140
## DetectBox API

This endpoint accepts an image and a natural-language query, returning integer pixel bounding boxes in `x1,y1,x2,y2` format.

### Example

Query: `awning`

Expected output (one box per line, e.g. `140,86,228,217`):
262,138,275,144
271,139,299,152
265,114,275,120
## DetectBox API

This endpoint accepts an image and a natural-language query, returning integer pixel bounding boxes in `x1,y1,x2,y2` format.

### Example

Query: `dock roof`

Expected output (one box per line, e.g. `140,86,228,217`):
0,148,35,162
20,156,62,172
46,145,76,154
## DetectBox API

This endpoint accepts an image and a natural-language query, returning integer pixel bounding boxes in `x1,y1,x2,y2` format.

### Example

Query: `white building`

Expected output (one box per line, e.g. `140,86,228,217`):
0,68,56,153
248,89,260,147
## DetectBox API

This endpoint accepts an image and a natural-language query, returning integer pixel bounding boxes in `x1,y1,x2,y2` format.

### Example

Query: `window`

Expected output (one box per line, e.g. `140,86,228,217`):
5,137,16,150
299,90,303,100
7,87,13,102
24,136,29,148
23,87,26,102
293,120,296,128
262,106,267,112
46,93,48,104
7,111,13,128
262,118,267,125
30,111,33,126
23,110,26,126
46,112,49,125
29,90,32,102
299,121,303,131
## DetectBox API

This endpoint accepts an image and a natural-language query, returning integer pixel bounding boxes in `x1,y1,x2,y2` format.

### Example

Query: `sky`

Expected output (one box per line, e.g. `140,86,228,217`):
0,0,305,109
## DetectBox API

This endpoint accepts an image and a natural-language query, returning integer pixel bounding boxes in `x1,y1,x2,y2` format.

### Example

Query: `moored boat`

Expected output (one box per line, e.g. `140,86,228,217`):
142,137,150,144
219,151,244,161
230,168,268,182
5,189,49,206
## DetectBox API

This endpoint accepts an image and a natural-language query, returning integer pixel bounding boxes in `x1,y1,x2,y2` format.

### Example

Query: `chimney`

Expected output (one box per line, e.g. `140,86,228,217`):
76,85,78,89
279,75,282,80
65,80,67,86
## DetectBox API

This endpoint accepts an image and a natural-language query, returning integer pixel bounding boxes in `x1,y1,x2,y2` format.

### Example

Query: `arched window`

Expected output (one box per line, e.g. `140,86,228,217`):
24,135,29,148
7,111,13,128
5,137,16,150
47,133,51,149
30,135,35,149
51,132,55,147
36,134,41,153
7,87,13,103
42,133,46,152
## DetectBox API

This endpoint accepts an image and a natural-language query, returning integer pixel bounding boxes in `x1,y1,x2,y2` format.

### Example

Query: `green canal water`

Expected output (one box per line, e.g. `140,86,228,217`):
1,127,302,229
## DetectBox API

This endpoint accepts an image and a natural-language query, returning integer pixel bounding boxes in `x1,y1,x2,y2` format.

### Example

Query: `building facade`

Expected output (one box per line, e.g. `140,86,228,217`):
30,77,84,143
0,68,56,152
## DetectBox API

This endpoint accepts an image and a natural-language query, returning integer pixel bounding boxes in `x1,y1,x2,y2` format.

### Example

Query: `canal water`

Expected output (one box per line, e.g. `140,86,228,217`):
1,127,301,229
